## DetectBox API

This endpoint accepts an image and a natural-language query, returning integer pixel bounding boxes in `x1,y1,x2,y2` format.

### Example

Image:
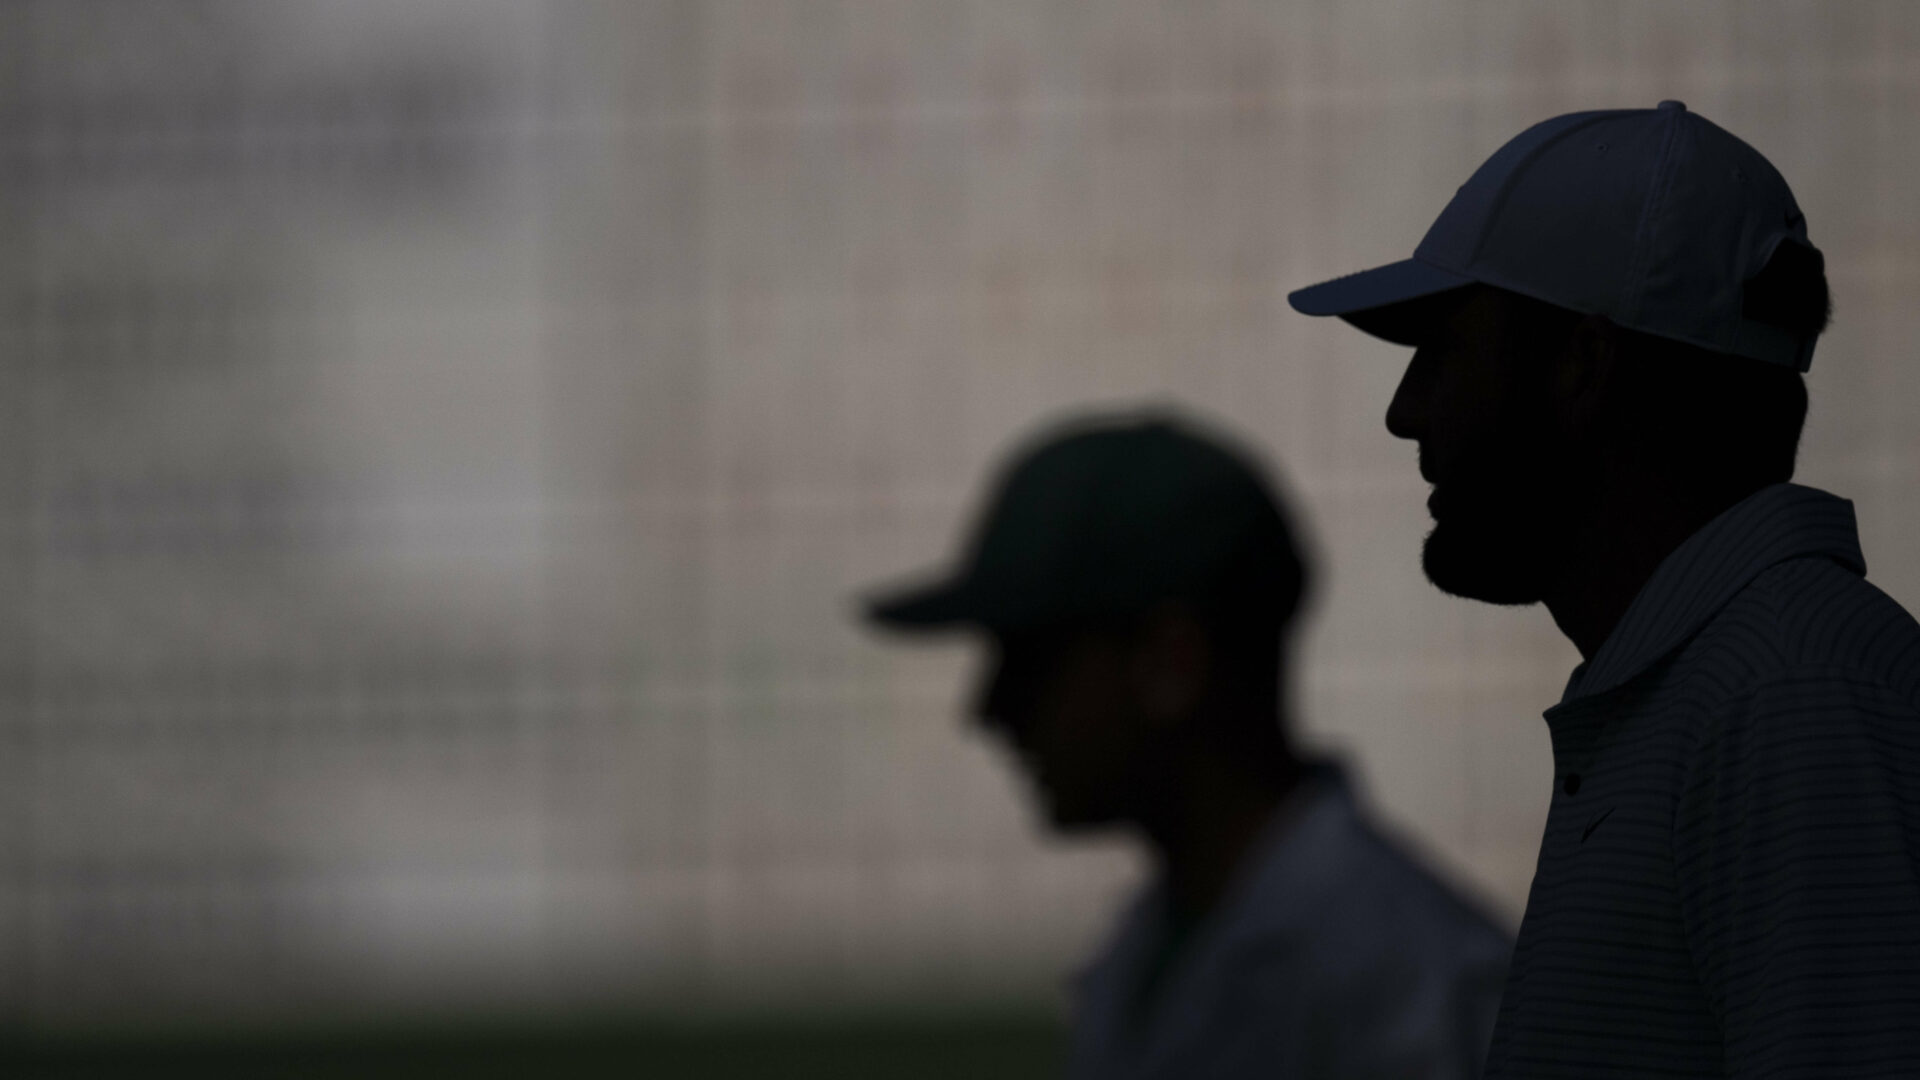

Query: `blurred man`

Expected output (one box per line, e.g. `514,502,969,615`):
862,413,1510,1080
1290,101,1920,1076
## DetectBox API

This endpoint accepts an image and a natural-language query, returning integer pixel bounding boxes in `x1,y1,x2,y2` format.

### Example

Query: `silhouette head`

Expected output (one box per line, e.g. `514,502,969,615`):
864,413,1309,830
1375,285,1817,605
1288,102,1828,606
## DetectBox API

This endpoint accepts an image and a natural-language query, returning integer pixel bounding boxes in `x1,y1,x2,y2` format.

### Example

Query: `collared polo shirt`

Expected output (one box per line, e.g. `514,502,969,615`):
1069,763,1511,1080
1484,483,1920,1078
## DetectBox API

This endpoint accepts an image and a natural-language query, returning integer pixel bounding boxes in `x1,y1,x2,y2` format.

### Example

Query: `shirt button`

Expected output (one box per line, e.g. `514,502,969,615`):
1563,773,1582,795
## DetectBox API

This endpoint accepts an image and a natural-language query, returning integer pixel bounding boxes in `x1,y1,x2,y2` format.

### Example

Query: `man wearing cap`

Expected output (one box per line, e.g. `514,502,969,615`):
863,413,1511,1080
1291,101,1920,1076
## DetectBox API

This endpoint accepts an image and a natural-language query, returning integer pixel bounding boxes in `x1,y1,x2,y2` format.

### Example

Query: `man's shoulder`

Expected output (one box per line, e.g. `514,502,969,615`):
1692,553,1920,701
1231,789,1511,982
1209,797,1509,1075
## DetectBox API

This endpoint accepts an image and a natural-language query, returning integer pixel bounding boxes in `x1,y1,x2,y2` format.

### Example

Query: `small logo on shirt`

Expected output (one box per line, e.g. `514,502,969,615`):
1581,807,1616,845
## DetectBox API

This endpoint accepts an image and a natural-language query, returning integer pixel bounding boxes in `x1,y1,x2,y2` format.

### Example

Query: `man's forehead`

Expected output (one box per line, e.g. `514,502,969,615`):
1419,285,1554,352
1435,286,1506,341
988,607,1178,657
989,621,1107,657
1344,284,1483,348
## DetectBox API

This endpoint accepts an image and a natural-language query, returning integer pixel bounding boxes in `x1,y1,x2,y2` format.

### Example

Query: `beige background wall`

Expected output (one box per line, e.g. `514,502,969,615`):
5,0,1919,1027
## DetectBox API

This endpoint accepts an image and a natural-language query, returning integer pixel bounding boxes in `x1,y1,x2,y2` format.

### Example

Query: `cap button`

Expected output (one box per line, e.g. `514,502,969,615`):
1657,99,1686,112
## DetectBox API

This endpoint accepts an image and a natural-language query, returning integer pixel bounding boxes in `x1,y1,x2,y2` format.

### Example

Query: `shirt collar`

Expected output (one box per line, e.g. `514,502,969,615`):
1066,762,1360,1076
1555,483,1865,708
1078,758,1356,984
1066,761,1354,1023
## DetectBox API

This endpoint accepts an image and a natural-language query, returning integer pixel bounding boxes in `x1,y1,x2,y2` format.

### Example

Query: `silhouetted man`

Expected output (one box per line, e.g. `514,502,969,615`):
863,413,1510,1080
1291,101,1920,1077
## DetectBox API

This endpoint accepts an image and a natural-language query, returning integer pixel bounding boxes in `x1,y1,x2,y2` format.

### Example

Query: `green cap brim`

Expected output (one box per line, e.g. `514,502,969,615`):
863,576,982,629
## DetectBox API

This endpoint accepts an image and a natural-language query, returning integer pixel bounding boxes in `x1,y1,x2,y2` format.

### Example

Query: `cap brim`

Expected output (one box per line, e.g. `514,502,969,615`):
864,576,982,630
1287,258,1475,345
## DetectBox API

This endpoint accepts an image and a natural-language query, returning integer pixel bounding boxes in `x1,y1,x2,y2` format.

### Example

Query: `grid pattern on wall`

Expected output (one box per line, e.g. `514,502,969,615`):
4,0,1920,1026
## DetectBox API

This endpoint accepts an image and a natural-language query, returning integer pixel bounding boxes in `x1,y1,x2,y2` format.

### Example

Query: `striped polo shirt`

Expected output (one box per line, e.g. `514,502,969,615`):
1483,483,1920,1078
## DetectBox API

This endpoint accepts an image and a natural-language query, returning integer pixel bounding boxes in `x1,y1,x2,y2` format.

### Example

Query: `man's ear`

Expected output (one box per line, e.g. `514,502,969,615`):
1131,604,1211,727
1554,313,1620,441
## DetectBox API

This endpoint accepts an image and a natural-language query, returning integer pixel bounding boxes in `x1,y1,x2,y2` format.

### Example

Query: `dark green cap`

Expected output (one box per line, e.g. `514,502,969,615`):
865,412,1306,633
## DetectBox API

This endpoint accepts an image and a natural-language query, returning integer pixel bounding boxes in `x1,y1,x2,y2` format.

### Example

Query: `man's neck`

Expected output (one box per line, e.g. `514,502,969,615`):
1143,739,1304,919
1542,481,1747,661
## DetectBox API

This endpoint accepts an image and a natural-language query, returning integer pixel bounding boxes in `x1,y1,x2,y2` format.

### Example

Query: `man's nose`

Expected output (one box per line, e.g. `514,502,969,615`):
973,658,1014,731
1385,349,1433,442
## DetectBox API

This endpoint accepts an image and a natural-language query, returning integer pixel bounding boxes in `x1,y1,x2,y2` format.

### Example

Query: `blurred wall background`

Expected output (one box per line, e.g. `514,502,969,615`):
4,0,1919,1054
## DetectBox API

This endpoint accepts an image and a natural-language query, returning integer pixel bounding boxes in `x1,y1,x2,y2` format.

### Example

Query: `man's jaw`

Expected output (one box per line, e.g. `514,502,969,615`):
1419,464,1541,603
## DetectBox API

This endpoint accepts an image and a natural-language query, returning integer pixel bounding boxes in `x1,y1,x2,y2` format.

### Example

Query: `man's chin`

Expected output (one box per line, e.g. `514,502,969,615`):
1044,814,1116,835
1034,790,1124,833
1421,522,1544,606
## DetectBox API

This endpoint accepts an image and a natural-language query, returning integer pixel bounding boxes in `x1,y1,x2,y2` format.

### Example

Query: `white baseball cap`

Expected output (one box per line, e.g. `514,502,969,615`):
1289,101,1823,371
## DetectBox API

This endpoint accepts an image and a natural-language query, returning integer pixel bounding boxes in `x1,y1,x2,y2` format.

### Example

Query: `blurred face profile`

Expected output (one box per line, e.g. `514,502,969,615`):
973,624,1164,831
1384,287,1575,605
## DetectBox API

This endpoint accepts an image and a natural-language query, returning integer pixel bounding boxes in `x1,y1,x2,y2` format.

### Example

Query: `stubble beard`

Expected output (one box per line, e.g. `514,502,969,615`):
1418,470,1561,607
1421,518,1544,606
